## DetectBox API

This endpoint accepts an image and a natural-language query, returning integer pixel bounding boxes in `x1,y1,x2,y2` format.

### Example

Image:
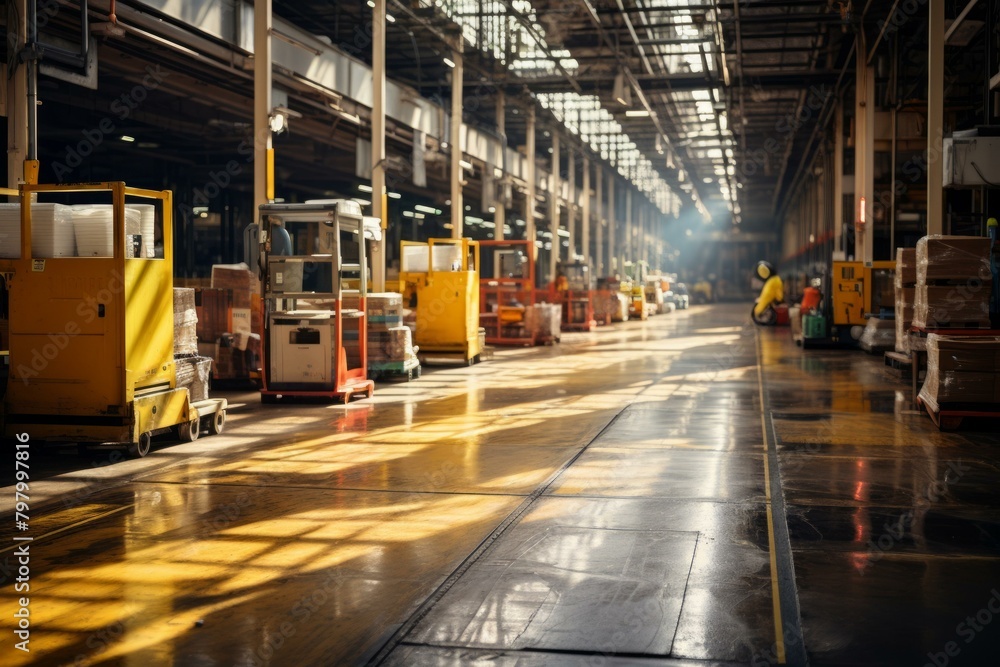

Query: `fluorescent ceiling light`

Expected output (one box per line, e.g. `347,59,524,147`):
415,204,437,214
443,57,456,68
120,135,135,142
357,184,373,193
625,110,649,118
388,192,401,199
459,159,473,170
403,211,414,217
386,14,395,23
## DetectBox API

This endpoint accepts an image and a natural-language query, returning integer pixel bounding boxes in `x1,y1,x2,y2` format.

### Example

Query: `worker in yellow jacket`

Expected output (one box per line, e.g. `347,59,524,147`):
752,261,784,324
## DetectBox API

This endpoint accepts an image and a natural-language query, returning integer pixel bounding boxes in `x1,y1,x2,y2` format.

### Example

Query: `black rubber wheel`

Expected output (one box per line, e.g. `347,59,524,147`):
127,432,152,458
208,410,226,435
177,419,200,443
413,365,422,379
260,393,278,404
751,304,777,326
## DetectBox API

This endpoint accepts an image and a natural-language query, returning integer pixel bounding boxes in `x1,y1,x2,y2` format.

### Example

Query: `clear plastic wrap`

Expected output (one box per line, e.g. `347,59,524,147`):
173,288,199,356
918,334,1000,408
911,285,991,328
915,235,992,284
894,247,917,287
526,303,561,339
174,356,212,402
859,318,895,352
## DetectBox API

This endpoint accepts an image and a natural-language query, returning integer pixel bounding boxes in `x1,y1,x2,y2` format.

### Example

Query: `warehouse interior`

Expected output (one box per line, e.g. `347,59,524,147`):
1,1,1000,665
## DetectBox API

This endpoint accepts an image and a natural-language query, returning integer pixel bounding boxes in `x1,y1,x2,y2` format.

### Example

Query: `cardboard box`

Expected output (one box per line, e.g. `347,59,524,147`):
895,247,917,286
194,288,231,343
211,264,255,309
932,335,1000,373
916,235,992,283
912,285,991,328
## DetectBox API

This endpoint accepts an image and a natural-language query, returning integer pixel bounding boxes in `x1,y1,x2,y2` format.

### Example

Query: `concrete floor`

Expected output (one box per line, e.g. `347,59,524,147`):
1,303,998,666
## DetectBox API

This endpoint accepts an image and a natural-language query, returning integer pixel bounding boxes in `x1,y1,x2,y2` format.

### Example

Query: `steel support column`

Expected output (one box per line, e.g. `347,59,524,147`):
595,166,603,275
833,99,844,255
854,60,875,263
550,132,560,285
927,0,944,235
582,156,591,269
526,106,536,262
495,90,506,239
254,0,273,214
371,0,387,290
450,48,464,239
567,147,576,259
607,174,616,274
625,188,632,269
6,0,28,190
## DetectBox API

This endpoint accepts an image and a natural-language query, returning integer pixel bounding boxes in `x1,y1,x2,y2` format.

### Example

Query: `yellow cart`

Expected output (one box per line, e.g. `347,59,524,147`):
2,182,226,457
400,238,483,365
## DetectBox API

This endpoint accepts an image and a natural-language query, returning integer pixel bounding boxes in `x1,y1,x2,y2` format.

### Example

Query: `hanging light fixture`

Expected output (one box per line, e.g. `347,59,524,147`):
613,72,631,107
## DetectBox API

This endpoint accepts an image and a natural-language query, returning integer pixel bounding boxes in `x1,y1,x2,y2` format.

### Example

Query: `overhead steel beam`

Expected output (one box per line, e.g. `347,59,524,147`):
511,71,841,95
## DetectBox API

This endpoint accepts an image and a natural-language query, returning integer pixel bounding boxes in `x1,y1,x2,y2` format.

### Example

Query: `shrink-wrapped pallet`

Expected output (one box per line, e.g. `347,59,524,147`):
912,284,991,329
915,235,992,284
174,356,212,401
894,285,916,353
859,318,895,353
919,334,1000,408
894,247,917,288
173,288,199,356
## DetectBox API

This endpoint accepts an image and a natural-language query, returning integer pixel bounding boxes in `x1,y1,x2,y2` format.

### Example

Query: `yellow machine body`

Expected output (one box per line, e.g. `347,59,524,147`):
400,239,482,361
3,183,184,444
831,260,897,326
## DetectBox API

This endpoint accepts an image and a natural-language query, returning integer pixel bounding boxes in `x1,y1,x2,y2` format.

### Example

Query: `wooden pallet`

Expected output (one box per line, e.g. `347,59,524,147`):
883,351,912,379
916,395,1000,431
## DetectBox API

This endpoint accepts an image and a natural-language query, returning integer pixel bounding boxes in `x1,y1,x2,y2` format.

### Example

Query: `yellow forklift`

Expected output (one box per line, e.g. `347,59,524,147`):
1,183,226,457
400,238,483,365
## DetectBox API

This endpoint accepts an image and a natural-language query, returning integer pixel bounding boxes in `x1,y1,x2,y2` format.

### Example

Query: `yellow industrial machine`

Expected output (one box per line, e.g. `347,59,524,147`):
2,183,226,457
400,238,482,364
622,261,648,320
831,260,896,326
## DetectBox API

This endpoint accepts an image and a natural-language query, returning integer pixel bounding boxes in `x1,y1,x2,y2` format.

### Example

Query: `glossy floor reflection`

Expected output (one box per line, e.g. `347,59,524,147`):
0,304,997,666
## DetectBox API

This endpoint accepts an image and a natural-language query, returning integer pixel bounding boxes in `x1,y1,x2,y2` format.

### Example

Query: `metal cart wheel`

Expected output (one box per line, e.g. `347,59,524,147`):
127,432,152,458
177,419,200,443
208,410,226,435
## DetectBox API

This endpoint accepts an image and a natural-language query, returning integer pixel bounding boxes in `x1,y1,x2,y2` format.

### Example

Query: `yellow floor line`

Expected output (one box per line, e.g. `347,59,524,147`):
757,329,786,664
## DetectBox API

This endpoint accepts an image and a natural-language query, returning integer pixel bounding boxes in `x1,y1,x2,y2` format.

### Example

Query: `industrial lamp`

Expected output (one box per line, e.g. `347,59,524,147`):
269,105,302,134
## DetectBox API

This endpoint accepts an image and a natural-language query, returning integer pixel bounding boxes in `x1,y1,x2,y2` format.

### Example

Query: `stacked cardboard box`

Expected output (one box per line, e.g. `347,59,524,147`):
211,264,255,335
362,293,416,364
919,334,1000,409
173,288,198,356
195,288,231,343
912,236,992,329
894,248,917,353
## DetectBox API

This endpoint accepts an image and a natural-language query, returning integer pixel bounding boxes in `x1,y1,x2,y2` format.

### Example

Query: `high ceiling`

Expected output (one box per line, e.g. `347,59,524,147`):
13,0,994,241
274,0,869,229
